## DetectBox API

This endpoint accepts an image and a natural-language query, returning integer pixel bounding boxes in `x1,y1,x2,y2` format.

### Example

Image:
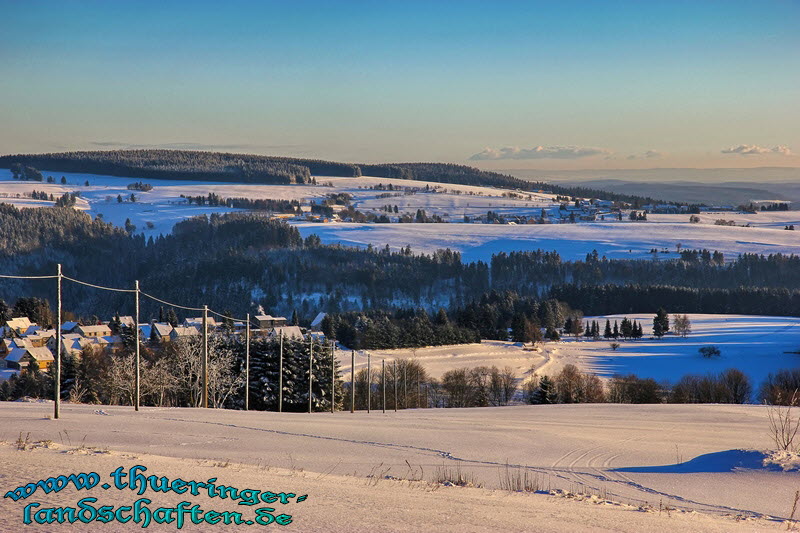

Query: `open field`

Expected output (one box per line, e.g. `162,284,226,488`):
342,315,800,391
295,218,800,261
3,170,798,262
0,402,795,532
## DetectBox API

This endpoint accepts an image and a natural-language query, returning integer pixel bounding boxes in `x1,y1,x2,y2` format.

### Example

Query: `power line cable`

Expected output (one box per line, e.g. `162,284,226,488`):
62,275,136,293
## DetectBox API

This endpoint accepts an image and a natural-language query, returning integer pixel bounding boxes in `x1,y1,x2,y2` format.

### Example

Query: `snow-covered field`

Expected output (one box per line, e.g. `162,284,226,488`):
3,169,798,262
295,215,800,262
0,402,795,531
342,315,800,392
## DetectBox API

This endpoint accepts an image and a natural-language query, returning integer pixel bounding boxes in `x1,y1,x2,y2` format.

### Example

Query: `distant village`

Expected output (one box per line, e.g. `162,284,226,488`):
0,312,329,380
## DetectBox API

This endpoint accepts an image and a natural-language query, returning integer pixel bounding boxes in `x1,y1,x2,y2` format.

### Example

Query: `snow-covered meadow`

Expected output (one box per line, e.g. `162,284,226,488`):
342,315,800,393
3,169,798,262
0,402,796,531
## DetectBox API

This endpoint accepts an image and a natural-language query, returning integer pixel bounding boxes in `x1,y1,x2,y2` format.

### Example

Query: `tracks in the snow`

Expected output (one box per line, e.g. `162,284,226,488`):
151,414,778,520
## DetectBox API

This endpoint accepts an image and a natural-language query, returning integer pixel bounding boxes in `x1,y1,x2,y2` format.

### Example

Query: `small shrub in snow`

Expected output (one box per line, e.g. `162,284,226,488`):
699,345,721,358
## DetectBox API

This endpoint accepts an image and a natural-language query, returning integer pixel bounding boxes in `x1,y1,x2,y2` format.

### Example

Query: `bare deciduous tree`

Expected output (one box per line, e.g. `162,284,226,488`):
767,390,800,452
673,314,692,337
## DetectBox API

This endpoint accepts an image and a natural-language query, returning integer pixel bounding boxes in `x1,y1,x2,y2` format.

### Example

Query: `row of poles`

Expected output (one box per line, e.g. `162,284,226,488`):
8,265,423,419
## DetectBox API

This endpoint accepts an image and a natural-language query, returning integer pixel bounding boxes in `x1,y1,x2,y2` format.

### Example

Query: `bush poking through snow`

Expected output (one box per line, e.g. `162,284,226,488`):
699,345,721,358
766,390,800,452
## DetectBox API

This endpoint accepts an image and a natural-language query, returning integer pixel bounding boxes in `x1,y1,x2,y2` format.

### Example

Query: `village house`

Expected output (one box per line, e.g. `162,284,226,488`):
1,337,32,357
117,316,136,328
4,346,55,371
54,333,95,357
184,317,217,330
148,322,174,342
60,321,79,333
76,324,113,338
170,326,200,341
23,329,55,348
310,312,327,331
5,317,37,336
267,325,303,340
256,315,287,329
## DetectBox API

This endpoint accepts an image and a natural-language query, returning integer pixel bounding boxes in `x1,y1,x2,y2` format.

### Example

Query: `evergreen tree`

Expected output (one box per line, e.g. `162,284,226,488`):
612,321,619,339
653,308,670,338
533,376,557,404
604,320,612,339
167,309,179,328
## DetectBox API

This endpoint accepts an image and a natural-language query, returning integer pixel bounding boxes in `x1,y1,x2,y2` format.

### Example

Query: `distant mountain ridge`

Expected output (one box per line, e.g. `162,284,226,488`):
0,149,670,207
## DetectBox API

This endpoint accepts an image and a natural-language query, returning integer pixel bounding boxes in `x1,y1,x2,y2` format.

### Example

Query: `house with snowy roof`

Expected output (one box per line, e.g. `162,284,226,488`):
310,312,327,331
5,317,34,335
184,317,217,329
76,324,113,338
4,346,55,371
267,325,303,340
255,315,287,328
170,326,200,340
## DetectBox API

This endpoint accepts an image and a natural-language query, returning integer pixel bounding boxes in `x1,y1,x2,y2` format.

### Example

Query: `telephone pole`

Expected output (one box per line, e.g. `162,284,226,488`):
54,264,62,420
245,313,250,411
202,305,208,408
349,350,355,413
278,331,284,413
134,280,140,411
382,359,386,414
308,336,313,414
394,360,398,412
330,340,335,414
367,352,371,413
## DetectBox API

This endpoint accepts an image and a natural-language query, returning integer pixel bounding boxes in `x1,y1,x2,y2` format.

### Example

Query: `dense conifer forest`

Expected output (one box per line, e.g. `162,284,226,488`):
2,205,800,332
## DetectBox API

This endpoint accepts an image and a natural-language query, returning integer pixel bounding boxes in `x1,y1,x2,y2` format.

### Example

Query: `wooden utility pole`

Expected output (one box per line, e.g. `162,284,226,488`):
394,360,398,412
308,337,313,414
330,340,335,414
278,331,284,413
382,359,386,414
367,352,371,413
403,366,407,409
134,280,140,411
245,313,250,411
54,264,62,420
350,350,355,413
202,305,208,408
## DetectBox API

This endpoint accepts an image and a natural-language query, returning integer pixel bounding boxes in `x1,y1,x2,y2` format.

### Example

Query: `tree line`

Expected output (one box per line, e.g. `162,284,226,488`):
1,149,675,206
3,205,800,325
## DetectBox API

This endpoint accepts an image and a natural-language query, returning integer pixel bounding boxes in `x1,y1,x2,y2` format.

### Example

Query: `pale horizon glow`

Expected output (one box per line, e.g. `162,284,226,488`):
1,0,798,171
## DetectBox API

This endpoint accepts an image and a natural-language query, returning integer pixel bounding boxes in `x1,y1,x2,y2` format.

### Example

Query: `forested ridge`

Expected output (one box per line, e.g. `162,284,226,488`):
2,204,800,323
1,149,668,206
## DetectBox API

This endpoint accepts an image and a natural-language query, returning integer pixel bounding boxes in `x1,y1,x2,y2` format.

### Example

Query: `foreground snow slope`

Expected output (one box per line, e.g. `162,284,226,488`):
0,403,792,531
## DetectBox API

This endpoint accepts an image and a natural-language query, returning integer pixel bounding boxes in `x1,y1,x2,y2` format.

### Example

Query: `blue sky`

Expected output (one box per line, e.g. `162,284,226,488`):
1,0,798,169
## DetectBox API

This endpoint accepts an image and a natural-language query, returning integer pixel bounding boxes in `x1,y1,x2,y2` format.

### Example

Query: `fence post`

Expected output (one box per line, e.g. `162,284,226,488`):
350,350,355,413
134,280,140,411
367,352,371,413
382,359,386,414
278,331,284,413
308,336,313,414
54,264,62,420
245,313,250,411
394,360,398,412
330,340,335,414
403,366,407,409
